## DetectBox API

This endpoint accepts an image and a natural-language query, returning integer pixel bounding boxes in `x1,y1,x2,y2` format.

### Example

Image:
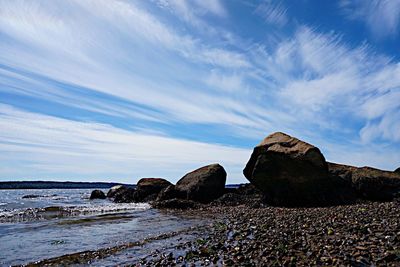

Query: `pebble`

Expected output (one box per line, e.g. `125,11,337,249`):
140,201,400,266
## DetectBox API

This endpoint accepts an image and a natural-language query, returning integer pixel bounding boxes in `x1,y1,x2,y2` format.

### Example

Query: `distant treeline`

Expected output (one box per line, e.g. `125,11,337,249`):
0,181,135,190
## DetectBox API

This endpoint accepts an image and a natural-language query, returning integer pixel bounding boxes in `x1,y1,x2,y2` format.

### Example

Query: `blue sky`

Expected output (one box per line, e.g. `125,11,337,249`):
0,0,399,184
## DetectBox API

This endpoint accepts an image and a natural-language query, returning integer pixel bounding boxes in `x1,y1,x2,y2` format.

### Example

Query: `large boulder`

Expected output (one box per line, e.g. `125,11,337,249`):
90,190,106,200
328,163,400,201
157,164,227,204
133,178,172,202
395,167,400,174
243,132,354,206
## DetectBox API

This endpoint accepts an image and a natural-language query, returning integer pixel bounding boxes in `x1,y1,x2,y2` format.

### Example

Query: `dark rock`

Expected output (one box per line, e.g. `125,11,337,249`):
223,187,238,194
222,184,261,195
111,179,172,203
139,193,158,202
133,178,172,202
236,183,261,195
156,185,180,201
395,167,400,174
107,185,127,198
210,184,264,207
176,163,227,203
114,188,135,203
211,184,265,207
243,132,354,206
90,190,106,200
152,198,199,209
22,194,43,199
43,206,63,212
157,164,227,203
328,162,400,201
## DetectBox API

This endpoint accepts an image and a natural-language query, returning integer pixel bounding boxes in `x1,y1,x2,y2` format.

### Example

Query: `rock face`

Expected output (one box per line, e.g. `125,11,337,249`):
107,185,126,198
111,179,172,203
133,178,172,202
157,164,227,204
210,184,265,208
243,132,353,206
90,190,106,200
328,163,400,201
114,187,135,203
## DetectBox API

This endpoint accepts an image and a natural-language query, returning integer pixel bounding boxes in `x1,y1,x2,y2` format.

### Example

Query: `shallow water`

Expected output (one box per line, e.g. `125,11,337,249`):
0,189,205,266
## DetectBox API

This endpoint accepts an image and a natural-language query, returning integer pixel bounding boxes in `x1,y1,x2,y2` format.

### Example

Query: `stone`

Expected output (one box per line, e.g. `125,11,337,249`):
243,132,354,206
152,198,198,209
133,178,172,202
395,167,400,174
22,194,43,199
328,162,400,201
176,164,227,203
157,164,227,203
113,187,135,203
156,185,180,201
107,185,126,198
90,189,106,200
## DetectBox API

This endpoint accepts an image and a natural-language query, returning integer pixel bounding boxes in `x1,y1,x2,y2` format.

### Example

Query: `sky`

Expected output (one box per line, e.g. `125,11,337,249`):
0,0,399,184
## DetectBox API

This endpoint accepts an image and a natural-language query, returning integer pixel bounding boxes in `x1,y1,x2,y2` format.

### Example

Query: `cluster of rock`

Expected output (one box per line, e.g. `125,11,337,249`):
91,164,230,208
90,132,400,208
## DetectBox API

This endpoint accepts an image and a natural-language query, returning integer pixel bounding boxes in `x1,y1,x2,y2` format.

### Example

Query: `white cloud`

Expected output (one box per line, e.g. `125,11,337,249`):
206,70,244,92
247,27,400,143
340,0,400,38
193,0,227,17
0,105,251,183
255,0,288,27
0,0,260,132
0,0,399,180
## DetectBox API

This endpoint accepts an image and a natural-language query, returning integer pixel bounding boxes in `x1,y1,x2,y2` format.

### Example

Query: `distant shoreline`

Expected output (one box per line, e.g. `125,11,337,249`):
0,181,135,190
0,181,241,190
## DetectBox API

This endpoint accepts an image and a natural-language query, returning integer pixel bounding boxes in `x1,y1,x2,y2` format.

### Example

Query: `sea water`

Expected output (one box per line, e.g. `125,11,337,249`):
0,189,205,266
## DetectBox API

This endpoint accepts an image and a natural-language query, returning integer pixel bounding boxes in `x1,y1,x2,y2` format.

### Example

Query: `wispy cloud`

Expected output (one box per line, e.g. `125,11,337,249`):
255,0,288,27
340,0,400,38
0,0,399,181
0,105,250,183
248,26,400,145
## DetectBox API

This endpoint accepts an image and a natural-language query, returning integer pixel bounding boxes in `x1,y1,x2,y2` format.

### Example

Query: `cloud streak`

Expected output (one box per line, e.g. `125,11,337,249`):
0,105,250,183
340,0,400,38
255,0,288,27
0,0,399,181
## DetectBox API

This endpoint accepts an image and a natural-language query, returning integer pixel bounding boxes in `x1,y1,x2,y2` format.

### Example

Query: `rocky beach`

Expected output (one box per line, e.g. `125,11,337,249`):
24,195,400,266
77,132,400,266
1,132,400,266
3,1,400,266
141,201,400,266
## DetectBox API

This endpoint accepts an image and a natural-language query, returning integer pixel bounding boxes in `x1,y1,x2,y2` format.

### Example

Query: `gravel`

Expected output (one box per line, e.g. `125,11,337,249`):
137,200,400,266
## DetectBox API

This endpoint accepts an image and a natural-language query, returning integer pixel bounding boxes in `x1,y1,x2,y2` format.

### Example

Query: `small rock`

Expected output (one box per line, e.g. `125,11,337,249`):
107,185,126,198
22,194,43,199
89,190,106,200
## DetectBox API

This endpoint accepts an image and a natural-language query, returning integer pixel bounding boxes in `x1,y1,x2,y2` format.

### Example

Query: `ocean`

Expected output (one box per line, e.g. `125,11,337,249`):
0,188,206,266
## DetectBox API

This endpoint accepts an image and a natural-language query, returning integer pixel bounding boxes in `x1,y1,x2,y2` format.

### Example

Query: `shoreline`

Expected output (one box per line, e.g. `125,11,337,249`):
140,200,400,266
21,200,400,266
